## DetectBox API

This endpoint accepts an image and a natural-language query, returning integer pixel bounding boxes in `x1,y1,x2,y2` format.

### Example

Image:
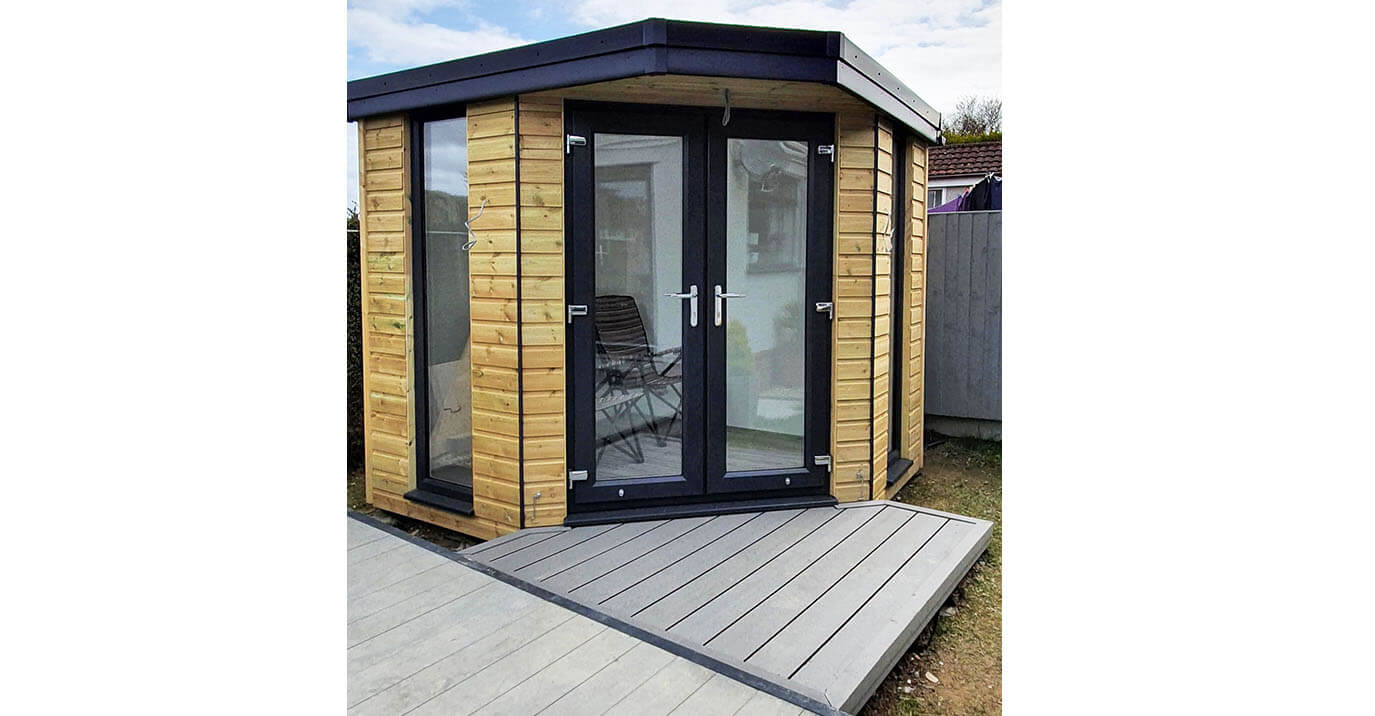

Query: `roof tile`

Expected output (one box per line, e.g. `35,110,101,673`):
929,141,1001,178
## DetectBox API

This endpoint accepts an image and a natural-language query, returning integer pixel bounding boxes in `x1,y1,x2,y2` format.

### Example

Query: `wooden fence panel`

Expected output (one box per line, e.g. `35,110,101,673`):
925,211,1001,421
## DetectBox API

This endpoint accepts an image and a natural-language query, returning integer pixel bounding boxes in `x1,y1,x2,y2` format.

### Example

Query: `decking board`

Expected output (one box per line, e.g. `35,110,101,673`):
461,502,991,714
570,512,757,605
747,512,947,676
541,516,711,592
510,521,665,580
664,506,882,642
705,508,920,660
347,515,810,715
537,640,678,714
598,508,807,615
634,507,843,627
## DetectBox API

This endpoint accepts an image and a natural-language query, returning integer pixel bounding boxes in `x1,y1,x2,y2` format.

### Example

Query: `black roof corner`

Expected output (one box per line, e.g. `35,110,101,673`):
347,18,941,142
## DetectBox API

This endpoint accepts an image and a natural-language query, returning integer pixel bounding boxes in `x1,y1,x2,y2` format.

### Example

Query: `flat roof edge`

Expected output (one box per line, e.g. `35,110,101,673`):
346,18,942,140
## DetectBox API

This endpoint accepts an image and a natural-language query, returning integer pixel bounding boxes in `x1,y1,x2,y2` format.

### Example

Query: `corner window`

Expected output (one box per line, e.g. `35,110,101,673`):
419,117,472,495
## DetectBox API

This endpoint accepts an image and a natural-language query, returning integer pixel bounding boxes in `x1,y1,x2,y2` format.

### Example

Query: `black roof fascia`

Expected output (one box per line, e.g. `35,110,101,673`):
347,18,941,142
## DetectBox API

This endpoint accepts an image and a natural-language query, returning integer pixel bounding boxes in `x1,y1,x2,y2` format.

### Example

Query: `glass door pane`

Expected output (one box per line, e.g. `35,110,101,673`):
723,138,808,472
592,133,685,481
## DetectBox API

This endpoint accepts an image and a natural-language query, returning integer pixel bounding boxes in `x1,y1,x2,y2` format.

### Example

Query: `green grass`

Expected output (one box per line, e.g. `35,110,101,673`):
863,437,1002,715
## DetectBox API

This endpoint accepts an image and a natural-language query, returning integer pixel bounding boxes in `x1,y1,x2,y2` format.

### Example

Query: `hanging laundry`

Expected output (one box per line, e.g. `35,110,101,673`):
929,192,964,213
964,179,991,210
932,175,1001,212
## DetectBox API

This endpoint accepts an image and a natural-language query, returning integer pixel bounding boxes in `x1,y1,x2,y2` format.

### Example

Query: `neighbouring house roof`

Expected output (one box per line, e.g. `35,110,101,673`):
930,141,1001,178
346,18,942,142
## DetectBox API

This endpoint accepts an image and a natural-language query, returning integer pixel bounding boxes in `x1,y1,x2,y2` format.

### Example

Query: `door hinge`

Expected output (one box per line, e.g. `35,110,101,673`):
567,304,588,323
566,134,587,154
814,455,832,473
815,301,834,320
817,145,835,162
567,469,588,488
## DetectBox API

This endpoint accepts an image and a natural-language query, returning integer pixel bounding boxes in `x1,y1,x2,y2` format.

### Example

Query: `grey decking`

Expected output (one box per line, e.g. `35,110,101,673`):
462,501,993,714
347,516,811,716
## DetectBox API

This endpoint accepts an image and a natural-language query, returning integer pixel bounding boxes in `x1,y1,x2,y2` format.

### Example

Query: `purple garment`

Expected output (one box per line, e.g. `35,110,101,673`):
929,193,964,213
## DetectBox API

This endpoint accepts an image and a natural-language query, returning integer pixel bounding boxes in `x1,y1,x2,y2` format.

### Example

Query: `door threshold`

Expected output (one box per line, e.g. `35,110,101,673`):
564,494,837,527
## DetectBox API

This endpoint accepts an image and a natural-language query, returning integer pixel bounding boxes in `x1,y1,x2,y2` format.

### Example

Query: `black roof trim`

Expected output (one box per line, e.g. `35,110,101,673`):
347,18,941,141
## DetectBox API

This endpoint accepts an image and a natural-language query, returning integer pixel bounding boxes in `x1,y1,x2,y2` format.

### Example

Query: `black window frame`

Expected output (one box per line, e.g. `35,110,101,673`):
406,103,476,515
887,134,914,487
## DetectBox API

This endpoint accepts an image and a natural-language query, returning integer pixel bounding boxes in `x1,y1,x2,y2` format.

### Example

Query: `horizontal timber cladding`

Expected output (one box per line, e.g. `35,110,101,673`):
870,118,894,501
515,95,567,527
466,98,524,534
359,115,411,505
833,109,878,504
358,114,504,540
888,139,930,499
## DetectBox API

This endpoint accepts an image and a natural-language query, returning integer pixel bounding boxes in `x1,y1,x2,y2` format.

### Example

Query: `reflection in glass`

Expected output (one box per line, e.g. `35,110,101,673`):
423,118,472,489
725,139,808,471
592,134,685,481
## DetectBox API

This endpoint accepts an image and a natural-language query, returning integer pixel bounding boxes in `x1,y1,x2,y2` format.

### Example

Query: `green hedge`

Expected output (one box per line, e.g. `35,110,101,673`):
347,208,363,473
942,131,1002,145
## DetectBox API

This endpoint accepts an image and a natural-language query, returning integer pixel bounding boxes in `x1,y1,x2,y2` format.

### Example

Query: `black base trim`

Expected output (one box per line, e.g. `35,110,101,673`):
346,510,847,716
403,489,474,516
564,494,837,527
886,457,914,487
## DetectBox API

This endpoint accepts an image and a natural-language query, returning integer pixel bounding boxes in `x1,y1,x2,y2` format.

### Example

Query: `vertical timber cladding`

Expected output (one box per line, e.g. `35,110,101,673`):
870,119,895,500
832,110,878,503
514,96,567,527
359,115,503,540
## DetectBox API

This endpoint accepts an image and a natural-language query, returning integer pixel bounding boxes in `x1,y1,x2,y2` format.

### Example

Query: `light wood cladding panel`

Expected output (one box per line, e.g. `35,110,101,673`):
516,95,567,527
832,110,877,502
358,114,505,540
870,118,894,500
466,98,523,533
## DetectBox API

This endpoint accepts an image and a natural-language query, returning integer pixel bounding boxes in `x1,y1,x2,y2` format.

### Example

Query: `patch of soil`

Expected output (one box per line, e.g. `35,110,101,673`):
861,436,1002,716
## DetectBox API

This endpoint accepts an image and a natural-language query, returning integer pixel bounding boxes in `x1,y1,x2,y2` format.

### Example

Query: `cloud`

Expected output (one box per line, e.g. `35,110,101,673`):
348,2,529,68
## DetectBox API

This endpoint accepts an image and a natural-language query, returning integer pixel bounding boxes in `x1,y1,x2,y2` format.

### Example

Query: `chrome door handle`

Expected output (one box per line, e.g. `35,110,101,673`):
713,285,745,326
665,285,699,327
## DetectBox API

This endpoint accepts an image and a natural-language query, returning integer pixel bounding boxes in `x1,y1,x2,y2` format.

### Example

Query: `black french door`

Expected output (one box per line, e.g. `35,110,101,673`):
566,102,832,511
703,111,834,496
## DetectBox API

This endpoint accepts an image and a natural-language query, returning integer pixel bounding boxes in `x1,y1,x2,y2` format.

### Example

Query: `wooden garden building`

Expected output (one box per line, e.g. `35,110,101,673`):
349,18,940,541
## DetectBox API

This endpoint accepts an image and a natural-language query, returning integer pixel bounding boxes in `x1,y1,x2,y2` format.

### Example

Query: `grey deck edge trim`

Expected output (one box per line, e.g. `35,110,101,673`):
347,511,845,716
